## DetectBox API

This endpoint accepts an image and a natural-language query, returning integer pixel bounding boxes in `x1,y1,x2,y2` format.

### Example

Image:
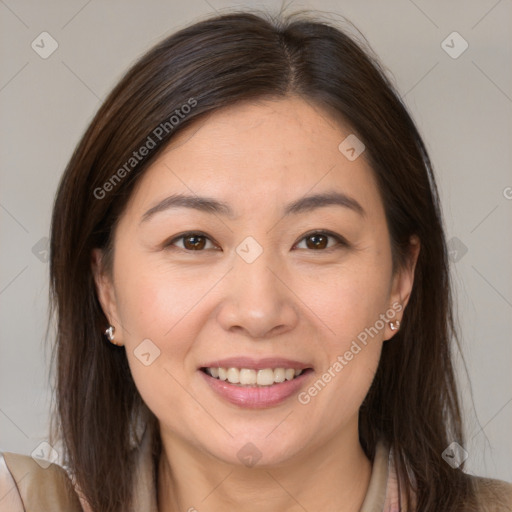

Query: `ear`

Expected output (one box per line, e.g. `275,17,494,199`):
384,235,420,340
91,248,122,343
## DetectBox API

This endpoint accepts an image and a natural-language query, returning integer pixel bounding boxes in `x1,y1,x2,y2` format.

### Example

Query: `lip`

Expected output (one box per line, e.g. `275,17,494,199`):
199,357,312,371
199,367,314,409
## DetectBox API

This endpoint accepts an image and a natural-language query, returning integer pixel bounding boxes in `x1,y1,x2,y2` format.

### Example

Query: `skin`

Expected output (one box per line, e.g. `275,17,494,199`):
92,96,420,512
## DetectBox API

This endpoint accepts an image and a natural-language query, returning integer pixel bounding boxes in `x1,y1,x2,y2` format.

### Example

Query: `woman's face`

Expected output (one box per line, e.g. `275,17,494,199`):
93,96,418,466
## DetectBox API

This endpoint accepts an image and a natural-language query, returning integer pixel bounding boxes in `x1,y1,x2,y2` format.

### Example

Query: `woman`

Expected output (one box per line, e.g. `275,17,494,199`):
1,10,511,512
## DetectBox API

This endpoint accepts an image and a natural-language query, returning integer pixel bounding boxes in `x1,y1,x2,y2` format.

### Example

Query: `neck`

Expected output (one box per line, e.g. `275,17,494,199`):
157,421,372,512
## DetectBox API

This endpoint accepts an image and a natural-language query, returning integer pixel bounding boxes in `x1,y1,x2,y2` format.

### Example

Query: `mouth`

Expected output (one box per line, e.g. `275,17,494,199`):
200,367,312,387
198,360,314,408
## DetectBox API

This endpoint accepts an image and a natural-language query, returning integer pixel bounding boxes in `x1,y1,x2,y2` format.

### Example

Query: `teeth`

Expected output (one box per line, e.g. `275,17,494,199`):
285,368,295,381
204,367,306,386
226,367,239,384
273,368,285,383
240,369,257,385
256,368,274,386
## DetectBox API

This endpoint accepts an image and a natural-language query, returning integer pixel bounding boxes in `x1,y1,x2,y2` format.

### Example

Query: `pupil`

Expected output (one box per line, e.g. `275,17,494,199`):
307,234,327,250
185,235,205,250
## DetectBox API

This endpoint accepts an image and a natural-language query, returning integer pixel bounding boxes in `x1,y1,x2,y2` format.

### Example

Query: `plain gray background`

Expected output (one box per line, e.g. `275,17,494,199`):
1,0,511,482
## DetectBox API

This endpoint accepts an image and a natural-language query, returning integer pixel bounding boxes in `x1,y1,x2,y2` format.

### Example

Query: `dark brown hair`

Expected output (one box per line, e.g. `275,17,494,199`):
49,9,477,511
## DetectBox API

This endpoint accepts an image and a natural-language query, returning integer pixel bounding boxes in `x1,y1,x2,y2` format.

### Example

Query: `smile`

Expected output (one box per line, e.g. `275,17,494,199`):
202,367,305,386
199,366,314,408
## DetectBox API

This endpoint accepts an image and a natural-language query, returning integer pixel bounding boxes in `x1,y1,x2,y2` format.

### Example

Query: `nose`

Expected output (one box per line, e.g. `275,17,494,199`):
216,250,299,339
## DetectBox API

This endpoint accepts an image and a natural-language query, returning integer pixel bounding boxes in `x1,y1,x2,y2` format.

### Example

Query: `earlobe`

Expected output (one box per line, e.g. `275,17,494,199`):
385,235,421,340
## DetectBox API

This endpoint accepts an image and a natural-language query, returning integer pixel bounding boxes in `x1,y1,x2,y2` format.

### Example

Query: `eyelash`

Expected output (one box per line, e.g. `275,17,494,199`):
165,230,348,253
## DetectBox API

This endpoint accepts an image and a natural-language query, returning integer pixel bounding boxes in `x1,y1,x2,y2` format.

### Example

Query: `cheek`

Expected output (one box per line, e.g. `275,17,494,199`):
305,256,391,340
298,259,390,415
113,259,212,418
118,270,201,435
114,257,206,342
109,265,174,373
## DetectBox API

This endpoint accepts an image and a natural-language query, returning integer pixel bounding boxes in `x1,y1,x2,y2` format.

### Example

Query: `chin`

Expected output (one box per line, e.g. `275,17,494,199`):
198,433,306,469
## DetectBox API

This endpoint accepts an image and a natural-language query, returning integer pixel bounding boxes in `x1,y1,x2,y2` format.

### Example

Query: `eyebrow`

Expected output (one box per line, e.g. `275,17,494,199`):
140,191,366,224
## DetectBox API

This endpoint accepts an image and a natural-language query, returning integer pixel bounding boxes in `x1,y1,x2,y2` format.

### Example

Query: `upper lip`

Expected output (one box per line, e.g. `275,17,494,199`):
200,357,313,371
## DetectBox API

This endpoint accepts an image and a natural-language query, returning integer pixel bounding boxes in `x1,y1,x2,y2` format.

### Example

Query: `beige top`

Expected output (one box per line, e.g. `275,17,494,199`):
1,428,511,511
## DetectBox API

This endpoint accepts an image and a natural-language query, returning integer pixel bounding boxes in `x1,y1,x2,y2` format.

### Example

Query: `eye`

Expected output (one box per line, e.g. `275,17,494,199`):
166,232,219,251
294,230,347,251
165,230,347,253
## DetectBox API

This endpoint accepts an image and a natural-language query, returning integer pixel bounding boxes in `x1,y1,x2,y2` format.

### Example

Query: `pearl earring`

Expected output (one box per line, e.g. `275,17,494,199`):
389,320,401,331
104,325,123,346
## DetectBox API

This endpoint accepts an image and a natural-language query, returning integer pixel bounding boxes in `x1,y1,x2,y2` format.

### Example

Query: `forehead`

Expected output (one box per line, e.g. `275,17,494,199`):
123,96,383,223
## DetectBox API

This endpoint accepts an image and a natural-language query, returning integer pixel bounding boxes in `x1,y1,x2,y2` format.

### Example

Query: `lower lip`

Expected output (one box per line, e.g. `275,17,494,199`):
199,369,312,409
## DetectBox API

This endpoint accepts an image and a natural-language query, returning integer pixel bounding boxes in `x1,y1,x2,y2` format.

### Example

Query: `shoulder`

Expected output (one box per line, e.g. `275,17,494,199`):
0,451,83,511
468,474,512,512
0,453,23,511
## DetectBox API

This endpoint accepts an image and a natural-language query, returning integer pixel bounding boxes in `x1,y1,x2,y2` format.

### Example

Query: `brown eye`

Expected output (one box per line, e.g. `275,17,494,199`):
183,234,206,250
168,232,217,251
295,231,346,251
305,233,328,250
